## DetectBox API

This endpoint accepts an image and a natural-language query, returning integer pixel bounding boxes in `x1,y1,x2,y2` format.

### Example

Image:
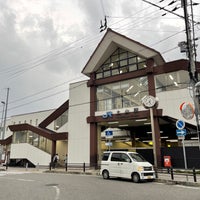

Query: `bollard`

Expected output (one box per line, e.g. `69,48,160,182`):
170,167,174,180
25,162,28,170
193,167,197,182
65,163,68,172
36,163,39,171
49,162,52,171
5,162,8,170
83,162,86,173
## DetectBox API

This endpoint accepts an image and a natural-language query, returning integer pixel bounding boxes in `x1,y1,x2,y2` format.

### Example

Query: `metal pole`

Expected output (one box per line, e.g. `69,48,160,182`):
182,136,188,181
182,137,187,169
2,88,9,140
150,108,157,168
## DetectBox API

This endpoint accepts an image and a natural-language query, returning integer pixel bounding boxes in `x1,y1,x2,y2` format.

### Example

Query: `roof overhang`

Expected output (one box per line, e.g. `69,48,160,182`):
9,123,68,141
82,28,165,76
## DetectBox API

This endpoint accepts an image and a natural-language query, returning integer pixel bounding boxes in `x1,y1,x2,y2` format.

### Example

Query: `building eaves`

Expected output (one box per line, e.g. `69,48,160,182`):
39,100,69,128
8,123,68,141
0,135,12,145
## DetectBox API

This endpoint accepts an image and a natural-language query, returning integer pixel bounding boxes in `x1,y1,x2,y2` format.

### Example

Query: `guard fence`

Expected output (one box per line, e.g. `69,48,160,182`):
49,162,100,173
156,167,200,183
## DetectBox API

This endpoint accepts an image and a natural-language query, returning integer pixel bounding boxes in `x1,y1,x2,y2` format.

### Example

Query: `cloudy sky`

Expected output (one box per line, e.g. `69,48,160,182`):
0,0,199,118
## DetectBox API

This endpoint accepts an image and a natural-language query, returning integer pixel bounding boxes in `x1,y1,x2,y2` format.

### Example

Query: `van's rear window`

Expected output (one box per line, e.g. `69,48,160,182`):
102,153,110,161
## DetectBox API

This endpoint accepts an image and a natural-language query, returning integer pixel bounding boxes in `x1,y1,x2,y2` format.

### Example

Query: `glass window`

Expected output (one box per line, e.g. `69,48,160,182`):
138,61,146,70
102,152,110,161
104,70,111,78
111,54,119,62
129,57,137,64
111,153,121,161
96,73,103,79
112,68,119,76
96,48,146,79
96,77,148,111
155,71,189,93
121,153,131,162
54,111,68,130
129,153,146,162
129,64,137,72
120,52,127,60
120,60,128,67
13,131,27,143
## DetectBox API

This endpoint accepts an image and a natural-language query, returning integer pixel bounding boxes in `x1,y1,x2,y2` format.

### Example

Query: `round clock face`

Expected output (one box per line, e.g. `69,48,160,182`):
142,95,156,108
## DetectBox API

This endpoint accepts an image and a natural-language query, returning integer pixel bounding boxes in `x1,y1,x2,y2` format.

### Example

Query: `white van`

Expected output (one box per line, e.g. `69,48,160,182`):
100,151,155,183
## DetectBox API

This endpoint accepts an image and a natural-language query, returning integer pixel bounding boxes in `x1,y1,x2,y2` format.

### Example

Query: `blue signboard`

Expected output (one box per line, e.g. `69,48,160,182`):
176,129,187,136
105,130,113,137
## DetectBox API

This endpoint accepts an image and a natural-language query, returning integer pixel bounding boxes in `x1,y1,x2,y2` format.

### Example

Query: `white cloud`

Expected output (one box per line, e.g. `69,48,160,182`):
0,0,199,117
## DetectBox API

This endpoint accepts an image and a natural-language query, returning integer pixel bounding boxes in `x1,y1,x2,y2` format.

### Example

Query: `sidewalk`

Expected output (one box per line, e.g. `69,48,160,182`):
1,166,200,187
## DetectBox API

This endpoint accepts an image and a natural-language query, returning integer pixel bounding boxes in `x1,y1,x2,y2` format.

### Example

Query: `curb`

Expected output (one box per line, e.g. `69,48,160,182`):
156,178,200,187
44,170,99,176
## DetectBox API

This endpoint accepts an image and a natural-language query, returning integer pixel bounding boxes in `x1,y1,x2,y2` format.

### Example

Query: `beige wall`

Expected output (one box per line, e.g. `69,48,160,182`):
56,140,68,165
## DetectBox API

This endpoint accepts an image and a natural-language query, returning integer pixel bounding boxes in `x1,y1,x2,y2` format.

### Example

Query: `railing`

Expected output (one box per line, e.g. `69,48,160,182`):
156,167,200,183
49,162,100,173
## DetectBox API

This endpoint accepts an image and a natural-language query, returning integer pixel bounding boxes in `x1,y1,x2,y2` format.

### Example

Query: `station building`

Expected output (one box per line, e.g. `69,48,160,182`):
1,29,200,168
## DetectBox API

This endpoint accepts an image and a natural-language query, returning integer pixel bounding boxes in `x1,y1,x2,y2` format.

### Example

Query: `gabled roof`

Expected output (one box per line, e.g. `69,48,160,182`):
82,28,165,76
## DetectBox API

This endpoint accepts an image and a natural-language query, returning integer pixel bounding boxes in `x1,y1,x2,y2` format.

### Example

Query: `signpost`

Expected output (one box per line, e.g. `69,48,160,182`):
105,130,113,151
176,120,188,172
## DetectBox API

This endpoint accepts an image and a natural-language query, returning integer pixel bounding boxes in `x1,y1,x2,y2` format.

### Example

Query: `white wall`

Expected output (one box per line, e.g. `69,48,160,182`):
157,88,196,125
68,80,90,164
3,109,55,140
10,143,51,166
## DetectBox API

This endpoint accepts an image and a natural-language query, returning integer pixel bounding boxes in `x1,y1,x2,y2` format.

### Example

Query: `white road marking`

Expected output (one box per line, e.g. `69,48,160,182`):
53,185,60,200
16,178,34,182
175,185,200,190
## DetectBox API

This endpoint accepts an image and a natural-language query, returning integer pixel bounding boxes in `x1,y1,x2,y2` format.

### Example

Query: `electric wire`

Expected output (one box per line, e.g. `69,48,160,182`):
0,1,199,115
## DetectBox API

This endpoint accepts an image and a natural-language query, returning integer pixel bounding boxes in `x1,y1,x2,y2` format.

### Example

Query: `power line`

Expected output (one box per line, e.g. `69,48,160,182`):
1,1,198,115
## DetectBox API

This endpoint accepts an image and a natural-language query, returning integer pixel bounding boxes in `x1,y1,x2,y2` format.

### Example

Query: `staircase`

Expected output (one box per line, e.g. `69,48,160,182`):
10,143,51,166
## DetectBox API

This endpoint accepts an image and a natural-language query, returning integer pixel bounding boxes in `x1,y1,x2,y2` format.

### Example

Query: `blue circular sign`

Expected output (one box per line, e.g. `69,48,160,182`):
176,120,185,130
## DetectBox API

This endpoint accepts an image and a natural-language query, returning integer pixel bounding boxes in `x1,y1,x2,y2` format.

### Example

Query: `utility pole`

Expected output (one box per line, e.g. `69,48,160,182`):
181,0,197,81
181,0,200,148
0,101,5,139
2,88,9,140
143,0,200,146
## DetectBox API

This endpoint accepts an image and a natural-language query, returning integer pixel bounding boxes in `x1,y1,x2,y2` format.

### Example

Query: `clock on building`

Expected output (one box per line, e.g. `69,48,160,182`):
142,95,157,108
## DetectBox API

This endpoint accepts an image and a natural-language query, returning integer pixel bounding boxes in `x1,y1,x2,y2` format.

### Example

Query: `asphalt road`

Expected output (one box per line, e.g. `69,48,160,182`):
0,172,200,200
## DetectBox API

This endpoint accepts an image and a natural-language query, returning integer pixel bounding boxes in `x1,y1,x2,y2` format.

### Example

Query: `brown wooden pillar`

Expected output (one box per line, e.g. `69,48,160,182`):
89,73,98,166
90,123,98,166
146,58,161,168
153,110,162,167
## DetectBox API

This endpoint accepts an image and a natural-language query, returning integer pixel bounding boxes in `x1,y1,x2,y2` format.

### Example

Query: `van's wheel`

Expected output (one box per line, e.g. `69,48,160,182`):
102,170,109,179
132,173,140,183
